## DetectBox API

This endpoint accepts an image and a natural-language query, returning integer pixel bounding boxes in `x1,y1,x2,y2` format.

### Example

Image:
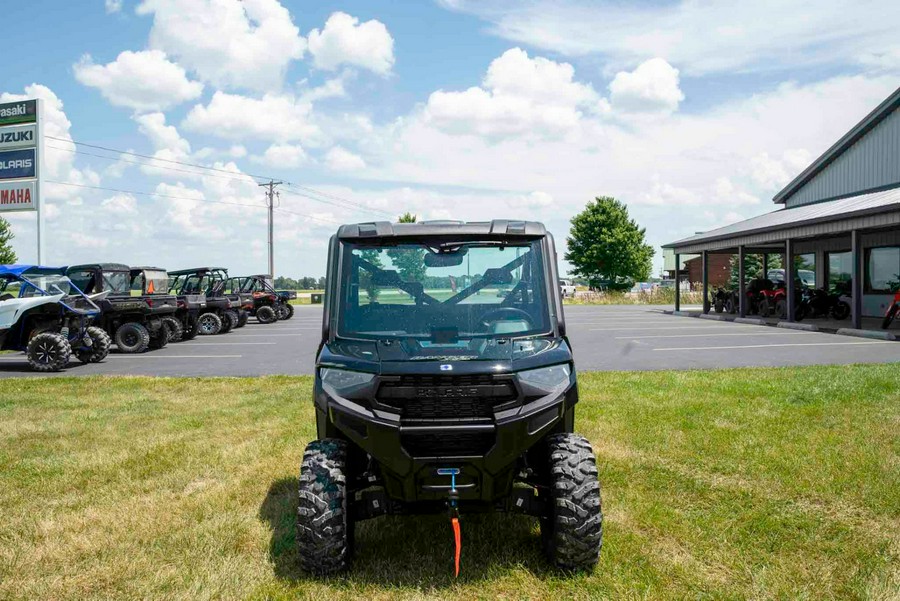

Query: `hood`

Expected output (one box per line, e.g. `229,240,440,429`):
323,335,569,375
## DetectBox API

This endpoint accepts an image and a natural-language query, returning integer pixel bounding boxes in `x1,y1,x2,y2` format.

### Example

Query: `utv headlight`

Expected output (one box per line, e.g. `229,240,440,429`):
320,368,374,395
517,364,571,393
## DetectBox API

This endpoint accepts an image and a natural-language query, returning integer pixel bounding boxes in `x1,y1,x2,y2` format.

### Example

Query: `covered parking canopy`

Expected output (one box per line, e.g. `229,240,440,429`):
664,86,900,331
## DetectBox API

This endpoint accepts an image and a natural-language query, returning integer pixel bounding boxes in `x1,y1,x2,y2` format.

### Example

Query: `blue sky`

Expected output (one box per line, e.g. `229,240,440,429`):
2,0,898,277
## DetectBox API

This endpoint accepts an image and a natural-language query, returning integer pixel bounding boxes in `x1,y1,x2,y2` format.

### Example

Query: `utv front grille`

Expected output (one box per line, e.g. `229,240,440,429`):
400,430,495,457
377,374,517,421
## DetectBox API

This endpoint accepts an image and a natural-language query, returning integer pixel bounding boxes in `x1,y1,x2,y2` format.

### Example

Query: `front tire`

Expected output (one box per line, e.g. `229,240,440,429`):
540,433,603,572
282,303,294,320
224,310,239,332
27,332,72,372
297,439,353,575
163,316,184,342
832,301,851,320
758,298,771,317
148,321,170,350
76,326,111,363
257,305,277,324
775,299,787,319
883,304,898,329
236,309,248,328
197,312,222,335
115,322,150,353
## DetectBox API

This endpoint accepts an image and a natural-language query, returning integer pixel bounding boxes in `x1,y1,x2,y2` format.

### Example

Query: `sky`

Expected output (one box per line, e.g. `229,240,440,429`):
1,0,899,278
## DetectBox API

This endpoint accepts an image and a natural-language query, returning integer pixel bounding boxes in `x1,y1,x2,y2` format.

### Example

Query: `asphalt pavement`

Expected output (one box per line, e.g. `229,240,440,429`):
0,305,898,378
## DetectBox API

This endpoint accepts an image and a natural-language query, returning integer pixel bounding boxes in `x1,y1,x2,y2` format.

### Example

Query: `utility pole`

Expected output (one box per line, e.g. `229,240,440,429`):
258,180,282,277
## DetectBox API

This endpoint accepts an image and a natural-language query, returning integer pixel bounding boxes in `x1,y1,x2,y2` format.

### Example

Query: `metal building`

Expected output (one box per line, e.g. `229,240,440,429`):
663,86,900,330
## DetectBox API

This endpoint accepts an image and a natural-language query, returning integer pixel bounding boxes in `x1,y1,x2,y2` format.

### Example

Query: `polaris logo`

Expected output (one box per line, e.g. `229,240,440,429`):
440,364,452,371
0,158,32,170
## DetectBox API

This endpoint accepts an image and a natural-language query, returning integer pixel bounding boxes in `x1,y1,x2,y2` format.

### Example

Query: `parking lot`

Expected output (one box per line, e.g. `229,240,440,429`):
0,304,898,377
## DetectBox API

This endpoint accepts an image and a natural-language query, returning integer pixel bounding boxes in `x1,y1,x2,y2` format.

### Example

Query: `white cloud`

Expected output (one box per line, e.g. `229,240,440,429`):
439,0,900,77
609,58,684,113
510,191,554,208
424,48,602,139
748,149,813,191
70,232,108,249
325,146,366,171
74,50,203,112
183,91,319,143
308,12,395,75
256,143,307,168
101,193,138,214
105,0,122,13
136,0,306,91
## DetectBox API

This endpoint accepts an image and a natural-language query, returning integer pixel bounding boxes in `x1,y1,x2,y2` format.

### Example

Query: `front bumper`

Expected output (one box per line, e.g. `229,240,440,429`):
315,378,577,504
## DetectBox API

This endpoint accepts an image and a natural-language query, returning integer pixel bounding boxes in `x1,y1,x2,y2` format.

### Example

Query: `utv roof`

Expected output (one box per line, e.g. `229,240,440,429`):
167,267,228,275
0,264,66,277
129,266,168,272
66,263,131,272
337,220,547,240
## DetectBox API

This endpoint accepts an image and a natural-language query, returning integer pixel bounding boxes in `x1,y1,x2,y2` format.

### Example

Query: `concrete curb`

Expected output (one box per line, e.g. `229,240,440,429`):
671,310,698,317
698,314,730,321
776,322,819,331
734,317,767,325
836,328,897,341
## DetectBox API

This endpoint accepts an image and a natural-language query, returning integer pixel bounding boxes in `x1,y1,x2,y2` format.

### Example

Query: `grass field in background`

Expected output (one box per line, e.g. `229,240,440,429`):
1,366,898,600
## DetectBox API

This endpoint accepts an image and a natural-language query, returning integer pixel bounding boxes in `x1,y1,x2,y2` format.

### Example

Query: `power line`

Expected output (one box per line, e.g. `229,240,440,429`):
47,134,393,218
46,179,343,228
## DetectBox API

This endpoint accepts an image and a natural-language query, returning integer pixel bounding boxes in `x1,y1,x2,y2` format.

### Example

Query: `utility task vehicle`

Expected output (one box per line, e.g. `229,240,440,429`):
168,267,239,335
66,263,176,353
128,266,198,342
0,265,110,371
233,274,294,323
299,220,602,576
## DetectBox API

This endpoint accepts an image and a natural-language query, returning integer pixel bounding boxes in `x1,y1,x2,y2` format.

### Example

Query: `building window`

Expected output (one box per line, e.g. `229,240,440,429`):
794,253,816,288
866,246,900,294
827,251,852,292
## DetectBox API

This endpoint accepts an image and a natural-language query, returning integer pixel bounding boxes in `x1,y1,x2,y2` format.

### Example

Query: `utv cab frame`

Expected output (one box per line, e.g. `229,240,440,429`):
232,274,294,323
0,264,110,371
168,267,243,335
66,263,177,353
298,220,602,576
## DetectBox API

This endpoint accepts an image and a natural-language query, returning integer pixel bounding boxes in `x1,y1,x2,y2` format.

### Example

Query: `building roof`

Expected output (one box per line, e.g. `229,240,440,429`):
773,86,900,205
664,186,900,252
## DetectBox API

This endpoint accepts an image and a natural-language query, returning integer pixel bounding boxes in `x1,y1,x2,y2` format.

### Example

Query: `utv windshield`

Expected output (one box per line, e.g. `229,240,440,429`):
20,275,76,297
337,240,551,340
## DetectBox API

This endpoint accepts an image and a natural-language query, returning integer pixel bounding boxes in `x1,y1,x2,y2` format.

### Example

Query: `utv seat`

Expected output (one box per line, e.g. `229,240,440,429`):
0,293,14,301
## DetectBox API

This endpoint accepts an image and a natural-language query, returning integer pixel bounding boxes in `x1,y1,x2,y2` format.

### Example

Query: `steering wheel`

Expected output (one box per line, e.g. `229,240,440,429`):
477,307,534,332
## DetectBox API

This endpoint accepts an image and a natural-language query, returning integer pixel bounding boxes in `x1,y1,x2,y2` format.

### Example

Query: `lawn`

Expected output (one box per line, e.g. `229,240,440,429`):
1,366,898,600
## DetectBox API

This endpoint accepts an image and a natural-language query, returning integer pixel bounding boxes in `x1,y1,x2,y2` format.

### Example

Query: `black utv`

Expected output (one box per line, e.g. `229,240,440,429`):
129,266,201,342
66,263,177,353
232,274,294,323
298,220,602,576
168,267,240,335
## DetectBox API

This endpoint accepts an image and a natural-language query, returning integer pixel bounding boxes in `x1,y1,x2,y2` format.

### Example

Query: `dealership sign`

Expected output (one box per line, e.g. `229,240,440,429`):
0,100,37,127
0,124,36,150
0,99,40,216
0,180,35,211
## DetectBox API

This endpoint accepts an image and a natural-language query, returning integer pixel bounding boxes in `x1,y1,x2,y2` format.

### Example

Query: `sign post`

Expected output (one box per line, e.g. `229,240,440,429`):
0,98,42,262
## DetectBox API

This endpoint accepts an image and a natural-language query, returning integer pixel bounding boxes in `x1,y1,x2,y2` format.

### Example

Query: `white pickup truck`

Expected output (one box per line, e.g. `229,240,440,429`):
559,279,577,298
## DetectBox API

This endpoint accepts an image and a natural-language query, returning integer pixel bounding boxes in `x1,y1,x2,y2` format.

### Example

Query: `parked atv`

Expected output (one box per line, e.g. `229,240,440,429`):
66,263,177,353
711,287,734,313
795,283,851,321
168,267,237,335
0,265,110,371
745,276,774,315
127,266,199,343
233,274,294,323
221,276,252,328
298,220,602,576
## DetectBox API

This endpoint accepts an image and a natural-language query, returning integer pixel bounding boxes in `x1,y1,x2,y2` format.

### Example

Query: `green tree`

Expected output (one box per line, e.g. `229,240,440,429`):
565,197,654,286
728,254,782,289
388,212,426,283
0,217,16,264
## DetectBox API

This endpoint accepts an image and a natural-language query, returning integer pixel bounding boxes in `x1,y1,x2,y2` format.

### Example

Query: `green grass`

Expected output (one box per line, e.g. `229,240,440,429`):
1,366,898,600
